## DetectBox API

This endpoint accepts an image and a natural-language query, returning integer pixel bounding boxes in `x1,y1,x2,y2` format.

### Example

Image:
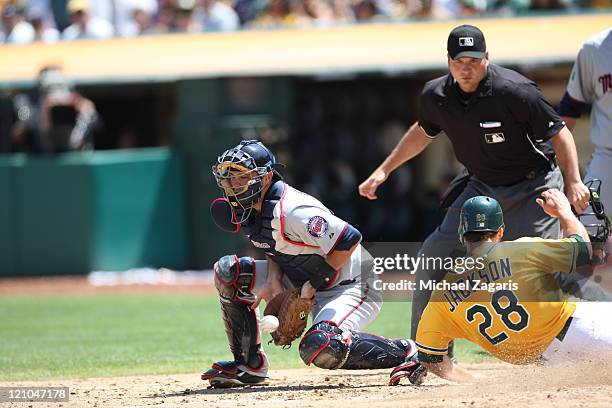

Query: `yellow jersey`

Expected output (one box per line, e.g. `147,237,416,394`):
416,237,580,364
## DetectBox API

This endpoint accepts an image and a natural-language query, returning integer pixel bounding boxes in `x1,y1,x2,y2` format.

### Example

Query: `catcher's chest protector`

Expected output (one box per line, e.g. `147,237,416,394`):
241,180,338,287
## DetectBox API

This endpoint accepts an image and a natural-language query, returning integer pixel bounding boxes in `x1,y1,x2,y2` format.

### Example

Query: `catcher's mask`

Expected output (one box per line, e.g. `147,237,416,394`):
576,179,611,265
212,140,277,224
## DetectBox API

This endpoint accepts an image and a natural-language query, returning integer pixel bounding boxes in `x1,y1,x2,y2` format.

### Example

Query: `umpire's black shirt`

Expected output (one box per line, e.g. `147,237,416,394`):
418,64,565,186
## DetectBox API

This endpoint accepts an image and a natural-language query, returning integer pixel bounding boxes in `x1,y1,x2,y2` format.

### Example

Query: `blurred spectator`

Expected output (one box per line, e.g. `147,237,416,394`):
151,2,176,32
173,1,200,32
127,7,154,35
1,4,35,44
31,16,60,42
388,0,434,18
24,0,56,26
428,0,484,17
247,0,307,28
529,0,568,9
150,0,200,33
233,0,265,24
299,0,359,26
9,66,99,153
329,0,355,23
62,0,114,40
485,0,530,15
88,0,157,37
301,0,335,26
0,0,605,44
193,0,240,32
354,0,385,22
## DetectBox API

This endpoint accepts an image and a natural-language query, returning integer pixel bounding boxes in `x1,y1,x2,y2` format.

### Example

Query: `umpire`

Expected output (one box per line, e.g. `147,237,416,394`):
358,24,590,338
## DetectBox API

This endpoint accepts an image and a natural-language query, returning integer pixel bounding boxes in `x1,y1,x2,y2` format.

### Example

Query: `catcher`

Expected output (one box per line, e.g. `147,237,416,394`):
201,140,424,388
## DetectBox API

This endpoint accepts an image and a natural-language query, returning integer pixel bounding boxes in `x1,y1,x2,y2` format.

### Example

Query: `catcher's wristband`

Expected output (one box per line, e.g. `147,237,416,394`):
299,255,338,289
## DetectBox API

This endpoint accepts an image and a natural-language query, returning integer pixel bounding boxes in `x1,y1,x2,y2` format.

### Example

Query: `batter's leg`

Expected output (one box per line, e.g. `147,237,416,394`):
542,302,612,364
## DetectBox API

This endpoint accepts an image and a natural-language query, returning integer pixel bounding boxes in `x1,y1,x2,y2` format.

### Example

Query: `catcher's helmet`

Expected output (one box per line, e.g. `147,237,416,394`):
458,196,504,244
212,140,277,224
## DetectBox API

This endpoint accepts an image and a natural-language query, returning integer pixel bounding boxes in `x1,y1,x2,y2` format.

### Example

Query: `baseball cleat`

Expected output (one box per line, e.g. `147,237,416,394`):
389,361,427,386
201,361,268,388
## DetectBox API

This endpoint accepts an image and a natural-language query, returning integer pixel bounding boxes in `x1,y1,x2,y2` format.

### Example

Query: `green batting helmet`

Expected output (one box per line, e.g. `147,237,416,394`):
458,196,504,243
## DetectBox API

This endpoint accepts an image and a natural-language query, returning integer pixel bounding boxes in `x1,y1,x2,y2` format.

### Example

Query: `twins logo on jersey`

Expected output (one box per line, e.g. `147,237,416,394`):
307,216,329,237
599,73,612,93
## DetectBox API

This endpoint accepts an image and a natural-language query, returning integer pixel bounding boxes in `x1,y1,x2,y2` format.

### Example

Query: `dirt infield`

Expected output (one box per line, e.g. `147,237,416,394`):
2,362,612,408
2,275,611,407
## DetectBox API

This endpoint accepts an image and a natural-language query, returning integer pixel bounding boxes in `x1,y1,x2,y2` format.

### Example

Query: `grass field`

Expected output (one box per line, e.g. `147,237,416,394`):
0,293,492,381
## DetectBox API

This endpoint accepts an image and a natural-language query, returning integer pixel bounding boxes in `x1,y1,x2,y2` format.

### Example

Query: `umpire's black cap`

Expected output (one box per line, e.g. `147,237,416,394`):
447,25,486,60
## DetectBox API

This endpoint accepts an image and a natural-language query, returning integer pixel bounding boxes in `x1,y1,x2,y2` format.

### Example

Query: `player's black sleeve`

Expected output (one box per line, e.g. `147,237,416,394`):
417,86,442,138
332,224,361,251
518,83,565,142
557,92,588,118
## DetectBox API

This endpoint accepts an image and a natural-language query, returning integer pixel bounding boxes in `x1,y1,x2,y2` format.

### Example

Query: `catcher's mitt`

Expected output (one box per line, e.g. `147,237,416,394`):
264,288,314,348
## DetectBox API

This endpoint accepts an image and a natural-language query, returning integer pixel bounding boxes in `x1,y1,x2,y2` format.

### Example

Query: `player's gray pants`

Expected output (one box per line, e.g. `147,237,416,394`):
411,166,611,338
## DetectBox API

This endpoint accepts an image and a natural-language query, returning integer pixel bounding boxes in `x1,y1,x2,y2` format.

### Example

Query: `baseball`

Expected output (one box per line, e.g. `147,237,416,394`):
260,315,279,333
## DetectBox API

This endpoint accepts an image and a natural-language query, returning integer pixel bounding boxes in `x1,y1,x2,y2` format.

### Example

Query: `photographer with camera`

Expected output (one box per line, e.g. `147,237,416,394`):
9,66,99,154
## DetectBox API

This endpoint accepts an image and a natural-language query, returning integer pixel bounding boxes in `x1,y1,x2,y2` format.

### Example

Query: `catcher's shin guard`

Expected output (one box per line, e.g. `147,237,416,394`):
211,255,267,377
298,321,416,369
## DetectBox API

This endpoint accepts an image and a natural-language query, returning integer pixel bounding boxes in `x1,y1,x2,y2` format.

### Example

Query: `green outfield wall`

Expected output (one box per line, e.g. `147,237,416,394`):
173,77,292,269
0,148,188,276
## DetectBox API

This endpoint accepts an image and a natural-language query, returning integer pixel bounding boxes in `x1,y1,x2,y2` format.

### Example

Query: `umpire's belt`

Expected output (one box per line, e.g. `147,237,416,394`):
556,316,573,342
524,166,549,181
498,165,552,187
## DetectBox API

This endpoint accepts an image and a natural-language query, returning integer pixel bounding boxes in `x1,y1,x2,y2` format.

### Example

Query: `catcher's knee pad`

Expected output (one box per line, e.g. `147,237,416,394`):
214,255,256,303
298,321,349,369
